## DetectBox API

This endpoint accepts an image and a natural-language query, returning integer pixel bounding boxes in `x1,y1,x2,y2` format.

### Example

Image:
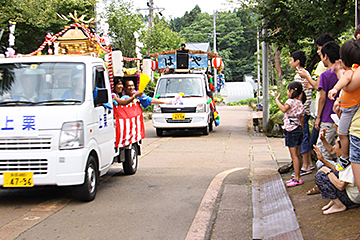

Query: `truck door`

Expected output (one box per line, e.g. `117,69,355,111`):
92,65,114,169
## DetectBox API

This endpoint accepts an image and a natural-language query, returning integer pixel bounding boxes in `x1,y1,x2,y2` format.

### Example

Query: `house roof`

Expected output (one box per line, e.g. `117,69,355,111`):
185,43,211,53
149,43,217,59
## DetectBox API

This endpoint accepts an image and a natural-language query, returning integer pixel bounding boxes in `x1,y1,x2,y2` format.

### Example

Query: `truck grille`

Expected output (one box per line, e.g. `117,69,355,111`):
0,159,48,175
0,137,52,150
161,107,196,113
166,118,192,123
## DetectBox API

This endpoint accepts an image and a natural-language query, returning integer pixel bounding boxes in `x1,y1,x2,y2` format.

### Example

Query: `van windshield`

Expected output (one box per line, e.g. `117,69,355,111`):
0,62,85,105
156,77,204,97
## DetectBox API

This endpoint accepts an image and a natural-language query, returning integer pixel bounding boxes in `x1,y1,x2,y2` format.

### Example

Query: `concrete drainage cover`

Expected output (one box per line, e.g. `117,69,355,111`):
252,173,303,240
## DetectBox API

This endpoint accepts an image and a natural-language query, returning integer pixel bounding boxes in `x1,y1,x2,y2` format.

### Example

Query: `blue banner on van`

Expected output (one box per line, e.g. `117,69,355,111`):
158,54,208,69
189,54,208,69
158,54,176,69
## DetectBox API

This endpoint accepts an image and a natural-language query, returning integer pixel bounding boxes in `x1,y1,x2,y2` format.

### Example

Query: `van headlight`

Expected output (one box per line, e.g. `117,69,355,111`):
196,103,206,113
153,104,161,113
59,121,84,150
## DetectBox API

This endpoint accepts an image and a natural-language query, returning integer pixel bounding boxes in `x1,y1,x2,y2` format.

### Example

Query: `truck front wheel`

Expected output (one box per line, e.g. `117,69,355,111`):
209,111,214,132
156,128,163,137
203,124,209,135
123,144,138,175
76,155,98,202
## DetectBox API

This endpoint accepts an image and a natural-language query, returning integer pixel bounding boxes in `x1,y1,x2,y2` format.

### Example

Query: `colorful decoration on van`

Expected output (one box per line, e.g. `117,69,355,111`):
151,60,158,71
6,21,16,57
212,56,222,70
138,73,150,93
216,73,225,92
214,110,220,126
172,93,184,105
134,31,143,59
209,76,215,92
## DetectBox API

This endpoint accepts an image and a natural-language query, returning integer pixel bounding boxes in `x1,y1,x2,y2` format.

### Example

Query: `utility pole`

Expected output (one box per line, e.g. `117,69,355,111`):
257,29,260,106
148,0,154,27
213,10,217,90
140,1,165,28
262,28,269,131
356,0,359,29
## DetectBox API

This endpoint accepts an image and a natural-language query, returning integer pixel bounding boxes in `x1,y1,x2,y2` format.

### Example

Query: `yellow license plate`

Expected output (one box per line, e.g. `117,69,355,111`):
172,113,185,120
3,172,34,187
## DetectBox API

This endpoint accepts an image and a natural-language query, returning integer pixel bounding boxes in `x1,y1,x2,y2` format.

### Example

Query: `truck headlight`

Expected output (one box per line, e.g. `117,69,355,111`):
59,121,84,150
153,104,161,113
196,103,206,113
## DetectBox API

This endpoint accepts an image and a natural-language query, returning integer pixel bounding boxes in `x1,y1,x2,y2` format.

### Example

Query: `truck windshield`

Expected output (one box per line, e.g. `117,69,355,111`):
156,77,204,97
0,62,85,105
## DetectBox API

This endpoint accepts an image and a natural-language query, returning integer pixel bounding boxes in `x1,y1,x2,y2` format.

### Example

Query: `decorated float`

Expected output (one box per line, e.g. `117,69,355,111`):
26,11,149,151
149,45,222,127
147,45,222,135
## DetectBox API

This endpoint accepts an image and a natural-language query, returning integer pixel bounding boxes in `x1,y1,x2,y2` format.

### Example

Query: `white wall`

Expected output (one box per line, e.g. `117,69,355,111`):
220,82,254,103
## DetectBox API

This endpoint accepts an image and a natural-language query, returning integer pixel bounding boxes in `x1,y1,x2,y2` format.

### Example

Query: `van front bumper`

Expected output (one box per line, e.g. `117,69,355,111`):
152,112,208,129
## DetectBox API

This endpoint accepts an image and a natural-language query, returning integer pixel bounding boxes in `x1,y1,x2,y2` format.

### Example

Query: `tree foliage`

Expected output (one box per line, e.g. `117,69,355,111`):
141,18,185,56
170,5,202,32
178,8,258,81
104,0,184,67
249,0,355,73
104,0,143,64
0,0,96,54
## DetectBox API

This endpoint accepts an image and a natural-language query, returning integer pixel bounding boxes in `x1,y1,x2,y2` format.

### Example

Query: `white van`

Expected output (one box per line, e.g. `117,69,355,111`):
0,55,140,201
152,73,215,136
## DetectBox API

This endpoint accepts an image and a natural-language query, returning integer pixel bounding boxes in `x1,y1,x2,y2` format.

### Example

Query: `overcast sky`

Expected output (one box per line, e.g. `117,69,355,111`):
132,0,235,19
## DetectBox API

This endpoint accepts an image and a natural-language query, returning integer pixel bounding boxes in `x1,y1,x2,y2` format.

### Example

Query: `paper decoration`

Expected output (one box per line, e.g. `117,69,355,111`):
138,73,150,92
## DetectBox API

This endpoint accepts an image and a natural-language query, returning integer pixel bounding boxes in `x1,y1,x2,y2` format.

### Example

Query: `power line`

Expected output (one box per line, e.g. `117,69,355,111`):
180,30,257,36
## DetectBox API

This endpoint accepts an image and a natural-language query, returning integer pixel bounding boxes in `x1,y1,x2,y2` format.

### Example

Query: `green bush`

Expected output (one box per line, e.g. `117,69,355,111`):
227,97,257,106
214,94,224,104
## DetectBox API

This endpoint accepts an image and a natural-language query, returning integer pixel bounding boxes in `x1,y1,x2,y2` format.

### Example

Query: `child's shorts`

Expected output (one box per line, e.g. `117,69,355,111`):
284,126,303,148
350,134,360,164
339,104,360,135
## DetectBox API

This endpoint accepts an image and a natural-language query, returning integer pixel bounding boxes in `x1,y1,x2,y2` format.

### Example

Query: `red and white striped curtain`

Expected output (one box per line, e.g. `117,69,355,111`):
114,102,145,148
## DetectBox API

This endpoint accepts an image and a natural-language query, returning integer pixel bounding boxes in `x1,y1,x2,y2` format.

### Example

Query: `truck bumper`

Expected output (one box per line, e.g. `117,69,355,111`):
0,148,88,187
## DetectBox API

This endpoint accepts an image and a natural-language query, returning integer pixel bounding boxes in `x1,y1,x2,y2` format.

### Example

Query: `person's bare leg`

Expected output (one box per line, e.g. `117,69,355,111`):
302,151,312,170
289,146,302,182
322,200,334,211
323,199,346,215
352,162,360,192
339,134,349,158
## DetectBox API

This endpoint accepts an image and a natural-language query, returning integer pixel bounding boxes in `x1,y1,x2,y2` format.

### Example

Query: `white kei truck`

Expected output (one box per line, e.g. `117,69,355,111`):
0,54,142,202
152,73,215,136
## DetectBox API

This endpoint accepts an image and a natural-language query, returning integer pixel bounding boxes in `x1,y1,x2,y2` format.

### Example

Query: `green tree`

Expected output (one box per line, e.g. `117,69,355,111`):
170,5,202,32
0,0,96,54
141,18,185,56
104,0,144,67
104,0,183,67
179,8,257,81
249,0,354,72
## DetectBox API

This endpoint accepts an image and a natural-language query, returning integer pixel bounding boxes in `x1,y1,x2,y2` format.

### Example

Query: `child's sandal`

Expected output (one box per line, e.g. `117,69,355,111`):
286,178,304,187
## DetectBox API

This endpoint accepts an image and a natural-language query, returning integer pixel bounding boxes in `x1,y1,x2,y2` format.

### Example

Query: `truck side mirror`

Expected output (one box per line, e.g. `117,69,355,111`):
94,88,108,105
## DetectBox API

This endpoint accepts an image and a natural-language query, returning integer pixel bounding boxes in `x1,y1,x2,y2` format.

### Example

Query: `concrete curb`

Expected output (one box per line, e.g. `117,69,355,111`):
185,168,245,240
